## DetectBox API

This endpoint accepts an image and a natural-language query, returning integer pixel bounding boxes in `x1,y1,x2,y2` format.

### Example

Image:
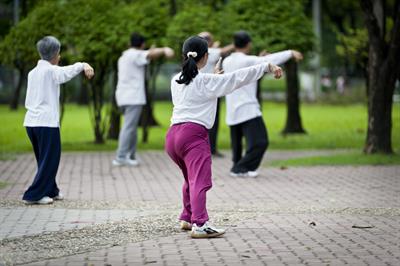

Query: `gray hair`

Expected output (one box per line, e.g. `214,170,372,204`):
36,36,61,61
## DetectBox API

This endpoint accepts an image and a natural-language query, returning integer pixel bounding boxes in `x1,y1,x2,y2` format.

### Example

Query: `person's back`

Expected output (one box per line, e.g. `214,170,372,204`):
223,52,262,126
170,72,219,129
116,48,149,107
25,62,60,127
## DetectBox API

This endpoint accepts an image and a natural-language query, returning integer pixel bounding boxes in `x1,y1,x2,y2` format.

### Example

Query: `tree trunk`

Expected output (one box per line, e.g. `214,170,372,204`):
9,67,25,110
107,67,120,140
140,62,160,143
363,47,396,153
88,66,107,144
282,60,306,134
77,81,89,105
361,0,400,154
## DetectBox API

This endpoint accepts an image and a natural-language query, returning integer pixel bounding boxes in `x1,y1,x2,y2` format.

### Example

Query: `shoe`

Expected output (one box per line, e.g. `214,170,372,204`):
229,171,259,177
112,158,139,167
191,222,225,238
180,220,192,231
54,192,64,200
247,171,259,177
24,196,54,205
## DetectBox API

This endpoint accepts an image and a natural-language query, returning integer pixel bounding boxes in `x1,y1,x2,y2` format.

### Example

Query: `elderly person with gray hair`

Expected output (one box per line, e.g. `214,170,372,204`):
23,36,94,204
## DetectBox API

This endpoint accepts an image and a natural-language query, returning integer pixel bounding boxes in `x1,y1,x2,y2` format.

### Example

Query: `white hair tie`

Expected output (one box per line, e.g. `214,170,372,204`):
187,51,197,58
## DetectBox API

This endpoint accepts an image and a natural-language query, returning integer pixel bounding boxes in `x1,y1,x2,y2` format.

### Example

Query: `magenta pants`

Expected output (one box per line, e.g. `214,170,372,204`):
165,122,212,226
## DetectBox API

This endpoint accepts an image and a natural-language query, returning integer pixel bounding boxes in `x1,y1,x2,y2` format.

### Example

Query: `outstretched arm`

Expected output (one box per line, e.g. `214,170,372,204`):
52,62,94,84
259,50,303,65
147,47,175,60
202,63,282,99
219,44,235,57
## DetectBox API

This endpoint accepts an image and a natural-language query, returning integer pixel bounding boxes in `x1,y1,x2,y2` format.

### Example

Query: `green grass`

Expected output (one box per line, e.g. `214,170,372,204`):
0,102,399,154
268,152,400,167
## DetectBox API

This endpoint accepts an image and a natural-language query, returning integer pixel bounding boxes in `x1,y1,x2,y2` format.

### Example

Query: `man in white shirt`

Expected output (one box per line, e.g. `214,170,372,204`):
223,31,303,177
113,32,174,166
23,36,94,204
198,32,234,157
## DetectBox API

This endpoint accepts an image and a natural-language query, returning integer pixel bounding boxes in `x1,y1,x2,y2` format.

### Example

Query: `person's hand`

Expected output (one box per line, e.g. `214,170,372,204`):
83,63,94,79
291,50,303,61
163,47,175,58
214,57,224,74
268,63,282,79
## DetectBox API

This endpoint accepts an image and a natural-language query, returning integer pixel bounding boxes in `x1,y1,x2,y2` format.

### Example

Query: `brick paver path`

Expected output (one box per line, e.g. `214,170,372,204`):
0,151,399,265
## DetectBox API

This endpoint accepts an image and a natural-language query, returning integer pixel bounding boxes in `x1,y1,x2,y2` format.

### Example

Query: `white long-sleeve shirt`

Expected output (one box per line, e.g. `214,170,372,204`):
170,63,269,129
23,60,84,128
223,50,293,126
115,48,150,106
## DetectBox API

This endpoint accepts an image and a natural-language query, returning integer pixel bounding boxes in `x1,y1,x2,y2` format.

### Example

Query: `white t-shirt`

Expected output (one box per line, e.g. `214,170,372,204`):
223,50,292,126
115,48,150,106
170,63,269,129
200,47,221,74
23,60,84,128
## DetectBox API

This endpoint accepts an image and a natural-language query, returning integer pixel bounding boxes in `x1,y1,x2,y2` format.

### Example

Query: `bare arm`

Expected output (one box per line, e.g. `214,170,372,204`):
146,47,174,60
220,44,235,57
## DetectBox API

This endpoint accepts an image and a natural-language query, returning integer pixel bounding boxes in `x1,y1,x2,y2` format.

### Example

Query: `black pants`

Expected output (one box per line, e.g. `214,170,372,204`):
23,127,61,201
229,116,269,173
208,98,221,154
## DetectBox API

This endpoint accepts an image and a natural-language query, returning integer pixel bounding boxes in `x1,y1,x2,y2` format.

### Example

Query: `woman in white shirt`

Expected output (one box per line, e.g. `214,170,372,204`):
165,36,282,238
23,36,94,204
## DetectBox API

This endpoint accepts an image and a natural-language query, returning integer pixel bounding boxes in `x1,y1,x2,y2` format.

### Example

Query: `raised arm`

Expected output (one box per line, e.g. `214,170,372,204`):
147,47,175,60
52,62,94,84
257,50,303,65
201,63,282,99
219,44,235,57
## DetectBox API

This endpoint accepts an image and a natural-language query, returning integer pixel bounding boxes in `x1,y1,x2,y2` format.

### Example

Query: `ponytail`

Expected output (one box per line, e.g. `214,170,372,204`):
176,36,208,85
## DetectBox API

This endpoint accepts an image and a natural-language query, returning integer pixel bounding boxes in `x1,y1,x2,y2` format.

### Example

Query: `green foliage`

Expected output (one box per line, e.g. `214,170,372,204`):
0,0,65,68
220,0,314,53
336,28,368,67
165,4,221,54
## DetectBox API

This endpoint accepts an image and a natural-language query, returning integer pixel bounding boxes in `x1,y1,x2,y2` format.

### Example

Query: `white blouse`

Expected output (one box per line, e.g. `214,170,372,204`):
24,60,84,128
115,48,150,106
170,63,269,129
223,50,293,126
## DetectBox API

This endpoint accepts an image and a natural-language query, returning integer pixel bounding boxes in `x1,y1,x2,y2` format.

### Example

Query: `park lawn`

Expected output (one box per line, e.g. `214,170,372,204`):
0,102,399,154
267,152,400,167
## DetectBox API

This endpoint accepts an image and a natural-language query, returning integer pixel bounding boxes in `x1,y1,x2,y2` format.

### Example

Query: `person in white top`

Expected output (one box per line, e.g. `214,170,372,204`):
113,32,174,167
223,31,303,177
23,36,94,204
165,36,282,238
198,32,234,157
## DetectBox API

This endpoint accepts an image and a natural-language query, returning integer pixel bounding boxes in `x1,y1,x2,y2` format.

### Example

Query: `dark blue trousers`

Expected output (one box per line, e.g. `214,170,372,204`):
23,127,61,201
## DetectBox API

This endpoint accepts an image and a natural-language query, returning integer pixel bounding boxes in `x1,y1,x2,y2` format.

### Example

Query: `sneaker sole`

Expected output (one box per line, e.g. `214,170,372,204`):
191,231,225,239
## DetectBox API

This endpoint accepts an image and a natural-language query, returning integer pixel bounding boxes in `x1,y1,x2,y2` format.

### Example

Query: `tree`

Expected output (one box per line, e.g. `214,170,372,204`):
0,0,128,144
219,0,314,134
165,5,221,54
359,0,400,154
0,0,45,110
